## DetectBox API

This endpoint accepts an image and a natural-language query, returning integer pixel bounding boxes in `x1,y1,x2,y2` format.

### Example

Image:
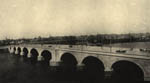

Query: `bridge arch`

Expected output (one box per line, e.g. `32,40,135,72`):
111,60,144,82
30,48,39,56
60,52,78,71
13,47,16,53
41,50,52,65
82,56,105,81
30,48,39,64
82,56,105,70
17,47,21,55
23,47,28,57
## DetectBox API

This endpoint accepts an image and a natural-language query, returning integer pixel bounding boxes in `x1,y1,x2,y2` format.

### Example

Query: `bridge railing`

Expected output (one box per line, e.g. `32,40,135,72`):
9,44,150,57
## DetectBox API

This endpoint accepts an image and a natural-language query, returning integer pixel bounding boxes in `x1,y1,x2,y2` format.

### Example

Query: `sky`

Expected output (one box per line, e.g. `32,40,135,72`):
0,0,150,39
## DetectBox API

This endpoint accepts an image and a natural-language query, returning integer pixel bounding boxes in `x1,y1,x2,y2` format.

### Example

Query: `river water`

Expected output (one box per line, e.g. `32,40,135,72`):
105,42,150,49
0,52,108,83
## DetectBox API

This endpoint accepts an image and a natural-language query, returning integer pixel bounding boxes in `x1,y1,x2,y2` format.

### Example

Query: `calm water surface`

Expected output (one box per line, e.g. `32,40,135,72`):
0,53,106,83
105,42,150,49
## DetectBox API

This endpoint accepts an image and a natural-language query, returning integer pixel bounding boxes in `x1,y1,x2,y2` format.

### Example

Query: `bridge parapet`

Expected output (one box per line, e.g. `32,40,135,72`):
8,44,150,57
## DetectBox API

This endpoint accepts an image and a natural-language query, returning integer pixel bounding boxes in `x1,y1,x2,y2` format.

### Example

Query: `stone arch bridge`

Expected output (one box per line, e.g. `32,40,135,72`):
7,44,150,81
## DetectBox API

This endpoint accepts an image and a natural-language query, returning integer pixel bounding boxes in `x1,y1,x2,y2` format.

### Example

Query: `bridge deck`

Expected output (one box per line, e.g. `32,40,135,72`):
8,44,150,59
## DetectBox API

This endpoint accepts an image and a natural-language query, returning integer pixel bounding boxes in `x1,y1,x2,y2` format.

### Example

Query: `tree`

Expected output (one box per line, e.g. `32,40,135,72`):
64,36,77,45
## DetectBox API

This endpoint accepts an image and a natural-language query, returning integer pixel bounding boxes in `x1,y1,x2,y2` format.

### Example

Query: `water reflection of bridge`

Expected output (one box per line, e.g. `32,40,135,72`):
7,44,150,82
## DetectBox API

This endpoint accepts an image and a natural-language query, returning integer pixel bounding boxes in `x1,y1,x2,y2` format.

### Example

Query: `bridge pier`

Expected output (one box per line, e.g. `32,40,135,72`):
9,47,13,53
104,67,113,79
15,48,18,55
37,55,43,61
49,61,61,66
27,52,31,58
20,51,24,56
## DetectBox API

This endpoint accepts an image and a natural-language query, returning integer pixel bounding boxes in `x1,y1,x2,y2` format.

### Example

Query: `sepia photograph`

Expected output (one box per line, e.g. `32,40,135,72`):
0,0,150,83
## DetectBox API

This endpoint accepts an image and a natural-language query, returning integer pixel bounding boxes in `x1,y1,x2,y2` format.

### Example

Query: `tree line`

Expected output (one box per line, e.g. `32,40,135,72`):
1,33,150,46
